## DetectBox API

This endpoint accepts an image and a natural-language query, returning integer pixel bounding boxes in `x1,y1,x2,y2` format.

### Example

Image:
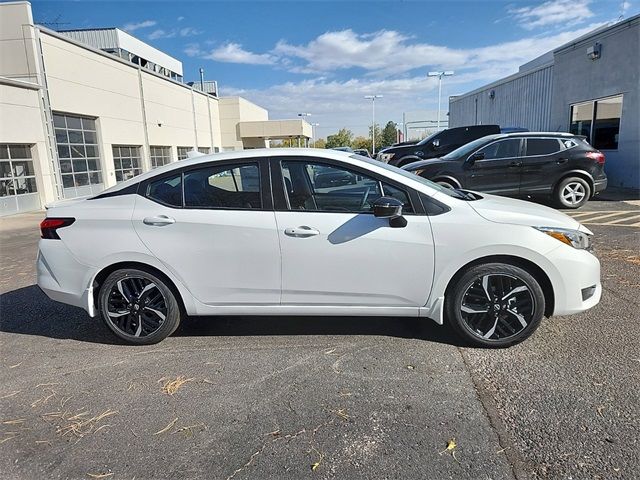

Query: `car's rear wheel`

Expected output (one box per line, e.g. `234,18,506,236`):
98,268,181,345
445,263,545,348
435,179,456,189
554,176,591,209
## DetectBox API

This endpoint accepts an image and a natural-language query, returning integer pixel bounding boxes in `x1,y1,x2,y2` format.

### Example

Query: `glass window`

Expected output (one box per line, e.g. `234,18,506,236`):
0,144,37,198
147,174,182,207
177,147,192,160
281,160,413,213
150,146,171,168
476,139,521,160
53,112,102,192
593,96,623,150
112,145,143,182
198,147,211,154
570,102,594,142
184,163,261,209
525,138,561,156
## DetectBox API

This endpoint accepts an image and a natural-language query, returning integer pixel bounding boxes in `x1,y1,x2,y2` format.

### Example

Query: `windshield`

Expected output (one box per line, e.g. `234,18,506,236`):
349,154,469,199
416,131,440,146
441,136,496,160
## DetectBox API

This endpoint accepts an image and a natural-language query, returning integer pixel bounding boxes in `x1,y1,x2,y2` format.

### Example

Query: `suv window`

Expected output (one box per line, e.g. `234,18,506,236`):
281,160,413,214
526,138,561,156
184,163,261,209
147,174,182,207
477,139,521,160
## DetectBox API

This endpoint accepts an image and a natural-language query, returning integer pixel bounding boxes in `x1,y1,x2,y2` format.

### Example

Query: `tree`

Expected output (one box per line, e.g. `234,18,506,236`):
351,136,370,150
381,121,398,147
326,128,354,149
313,138,326,149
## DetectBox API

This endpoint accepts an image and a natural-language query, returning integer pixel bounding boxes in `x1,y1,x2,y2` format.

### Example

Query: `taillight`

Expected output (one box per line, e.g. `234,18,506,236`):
586,151,605,165
40,217,75,239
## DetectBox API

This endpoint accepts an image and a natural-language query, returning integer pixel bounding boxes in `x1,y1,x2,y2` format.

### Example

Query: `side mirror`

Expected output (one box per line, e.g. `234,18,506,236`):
467,152,485,165
373,197,407,228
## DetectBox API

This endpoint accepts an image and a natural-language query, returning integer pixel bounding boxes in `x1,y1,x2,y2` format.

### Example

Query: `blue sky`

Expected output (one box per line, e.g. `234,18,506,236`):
30,0,638,137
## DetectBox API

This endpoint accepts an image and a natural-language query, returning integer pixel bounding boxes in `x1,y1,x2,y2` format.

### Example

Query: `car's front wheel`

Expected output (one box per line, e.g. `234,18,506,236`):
445,263,545,348
98,268,181,345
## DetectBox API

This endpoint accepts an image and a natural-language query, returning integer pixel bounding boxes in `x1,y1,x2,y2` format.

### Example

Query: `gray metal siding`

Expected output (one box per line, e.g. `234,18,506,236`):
449,65,554,131
58,29,119,50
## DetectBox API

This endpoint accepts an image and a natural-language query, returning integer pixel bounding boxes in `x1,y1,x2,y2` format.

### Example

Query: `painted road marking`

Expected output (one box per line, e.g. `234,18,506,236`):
567,211,640,227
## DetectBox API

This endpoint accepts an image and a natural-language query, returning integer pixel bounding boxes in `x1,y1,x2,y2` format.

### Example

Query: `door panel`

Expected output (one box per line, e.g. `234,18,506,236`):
466,139,522,194
519,138,565,194
274,158,434,307
133,164,280,305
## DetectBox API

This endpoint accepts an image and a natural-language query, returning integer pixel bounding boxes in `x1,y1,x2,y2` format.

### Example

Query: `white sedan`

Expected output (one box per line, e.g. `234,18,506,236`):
37,149,601,347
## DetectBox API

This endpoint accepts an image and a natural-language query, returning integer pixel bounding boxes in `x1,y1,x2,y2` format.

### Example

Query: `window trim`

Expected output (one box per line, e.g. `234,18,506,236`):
269,156,425,216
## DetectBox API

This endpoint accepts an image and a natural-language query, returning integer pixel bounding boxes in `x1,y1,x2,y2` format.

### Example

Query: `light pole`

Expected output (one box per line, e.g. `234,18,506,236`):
364,95,382,155
427,71,454,130
310,123,319,147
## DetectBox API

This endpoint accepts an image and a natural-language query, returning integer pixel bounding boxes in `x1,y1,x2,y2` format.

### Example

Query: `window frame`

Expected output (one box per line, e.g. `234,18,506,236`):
149,145,172,168
523,137,565,157
140,158,272,211
0,144,38,198
569,94,623,151
112,145,143,182
269,156,425,216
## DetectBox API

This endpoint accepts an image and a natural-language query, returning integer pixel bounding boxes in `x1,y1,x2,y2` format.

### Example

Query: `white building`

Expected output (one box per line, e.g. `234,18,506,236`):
0,1,311,216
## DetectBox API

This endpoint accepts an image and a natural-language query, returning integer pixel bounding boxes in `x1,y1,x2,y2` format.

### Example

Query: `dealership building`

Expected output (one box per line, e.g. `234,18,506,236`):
449,15,639,190
0,1,311,216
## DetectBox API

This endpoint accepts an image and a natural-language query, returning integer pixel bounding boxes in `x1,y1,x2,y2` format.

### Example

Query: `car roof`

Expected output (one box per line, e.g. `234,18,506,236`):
97,148,372,196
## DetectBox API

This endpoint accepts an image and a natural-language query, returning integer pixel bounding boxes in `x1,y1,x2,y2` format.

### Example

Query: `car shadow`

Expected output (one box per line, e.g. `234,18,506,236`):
0,285,466,347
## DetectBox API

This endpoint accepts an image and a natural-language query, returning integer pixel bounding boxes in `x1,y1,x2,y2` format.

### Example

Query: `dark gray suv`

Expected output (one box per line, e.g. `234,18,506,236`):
402,132,607,209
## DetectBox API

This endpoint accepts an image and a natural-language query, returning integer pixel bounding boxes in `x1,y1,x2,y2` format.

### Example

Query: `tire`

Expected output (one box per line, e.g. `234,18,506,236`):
435,179,456,189
554,176,591,209
445,263,545,348
98,268,181,345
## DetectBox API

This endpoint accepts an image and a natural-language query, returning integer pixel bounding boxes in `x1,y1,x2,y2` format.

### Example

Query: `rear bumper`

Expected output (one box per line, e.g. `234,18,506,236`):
593,177,608,194
36,240,97,317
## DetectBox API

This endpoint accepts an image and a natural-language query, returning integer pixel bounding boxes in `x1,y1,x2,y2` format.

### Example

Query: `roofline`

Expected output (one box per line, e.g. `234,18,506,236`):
36,25,219,100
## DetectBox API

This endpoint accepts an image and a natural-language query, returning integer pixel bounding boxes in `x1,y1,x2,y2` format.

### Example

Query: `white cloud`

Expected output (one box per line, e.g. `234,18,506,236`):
508,0,594,30
148,27,202,41
177,16,185,22
203,42,278,65
122,20,157,32
148,29,173,40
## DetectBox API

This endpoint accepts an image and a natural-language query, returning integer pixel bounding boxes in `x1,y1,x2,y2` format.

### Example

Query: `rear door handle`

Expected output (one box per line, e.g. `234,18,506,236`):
284,226,320,237
143,215,176,226
556,158,569,164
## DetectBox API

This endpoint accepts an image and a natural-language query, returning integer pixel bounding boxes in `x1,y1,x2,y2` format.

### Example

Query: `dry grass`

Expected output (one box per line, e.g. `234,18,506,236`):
153,418,178,436
0,391,21,399
159,376,193,395
43,409,117,438
86,473,114,479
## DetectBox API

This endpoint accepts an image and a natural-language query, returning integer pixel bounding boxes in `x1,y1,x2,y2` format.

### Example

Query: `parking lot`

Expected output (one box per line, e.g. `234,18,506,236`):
1,193,639,480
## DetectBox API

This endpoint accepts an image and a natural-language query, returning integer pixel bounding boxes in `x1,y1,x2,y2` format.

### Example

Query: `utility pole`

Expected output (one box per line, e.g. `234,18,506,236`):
364,95,382,155
311,123,319,147
427,71,454,130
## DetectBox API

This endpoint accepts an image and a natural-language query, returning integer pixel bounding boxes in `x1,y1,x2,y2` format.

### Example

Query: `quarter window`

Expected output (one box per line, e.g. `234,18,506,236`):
150,146,171,168
53,113,102,192
147,174,182,207
525,138,561,156
281,161,413,214
476,139,521,160
112,146,143,182
184,163,261,209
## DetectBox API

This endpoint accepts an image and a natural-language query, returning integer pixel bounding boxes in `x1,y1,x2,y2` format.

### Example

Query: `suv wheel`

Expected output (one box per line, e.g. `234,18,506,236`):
98,268,181,345
554,176,591,209
445,263,545,348
435,179,456,189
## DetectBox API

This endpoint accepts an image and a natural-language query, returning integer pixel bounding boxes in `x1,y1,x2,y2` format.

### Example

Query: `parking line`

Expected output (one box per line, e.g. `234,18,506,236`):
598,214,640,225
576,212,630,222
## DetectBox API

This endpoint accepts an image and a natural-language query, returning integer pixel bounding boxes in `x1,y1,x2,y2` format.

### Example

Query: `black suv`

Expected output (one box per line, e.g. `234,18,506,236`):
376,125,500,167
402,133,608,209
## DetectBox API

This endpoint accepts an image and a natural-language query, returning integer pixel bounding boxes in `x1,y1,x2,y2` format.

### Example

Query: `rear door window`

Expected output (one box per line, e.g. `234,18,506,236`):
526,138,562,156
147,174,182,207
184,163,262,209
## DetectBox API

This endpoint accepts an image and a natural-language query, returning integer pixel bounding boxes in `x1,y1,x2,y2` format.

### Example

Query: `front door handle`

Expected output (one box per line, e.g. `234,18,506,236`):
284,226,320,237
508,161,522,167
143,215,176,226
556,158,568,164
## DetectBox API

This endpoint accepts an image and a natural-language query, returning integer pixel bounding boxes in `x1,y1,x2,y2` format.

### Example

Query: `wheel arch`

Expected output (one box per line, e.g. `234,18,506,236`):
554,170,595,196
92,261,188,316
396,155,422,167
432,175,462,189
444,254,555,318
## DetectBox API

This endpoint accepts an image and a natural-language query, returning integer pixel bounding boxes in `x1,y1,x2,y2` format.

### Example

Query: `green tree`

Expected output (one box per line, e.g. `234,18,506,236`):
313,138,326,149
326,128,354,149
381,121,398,147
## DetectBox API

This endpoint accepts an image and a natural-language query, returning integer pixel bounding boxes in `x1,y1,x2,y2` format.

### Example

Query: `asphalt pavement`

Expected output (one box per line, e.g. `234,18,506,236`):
0,193,638,480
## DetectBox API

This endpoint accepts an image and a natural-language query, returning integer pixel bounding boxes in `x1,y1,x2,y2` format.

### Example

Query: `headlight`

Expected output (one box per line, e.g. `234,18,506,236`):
534,226,592,250
378,152,395,163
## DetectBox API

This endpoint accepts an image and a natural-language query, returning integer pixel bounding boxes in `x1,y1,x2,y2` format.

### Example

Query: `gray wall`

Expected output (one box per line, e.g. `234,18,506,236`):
550,18,639,189
449,64,554,131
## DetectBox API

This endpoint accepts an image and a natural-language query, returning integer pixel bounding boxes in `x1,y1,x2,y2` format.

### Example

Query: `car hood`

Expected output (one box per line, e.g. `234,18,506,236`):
468,193,585,231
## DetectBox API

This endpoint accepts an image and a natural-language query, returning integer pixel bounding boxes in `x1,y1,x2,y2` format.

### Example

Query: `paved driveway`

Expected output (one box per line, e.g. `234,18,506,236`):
1,195,638,479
